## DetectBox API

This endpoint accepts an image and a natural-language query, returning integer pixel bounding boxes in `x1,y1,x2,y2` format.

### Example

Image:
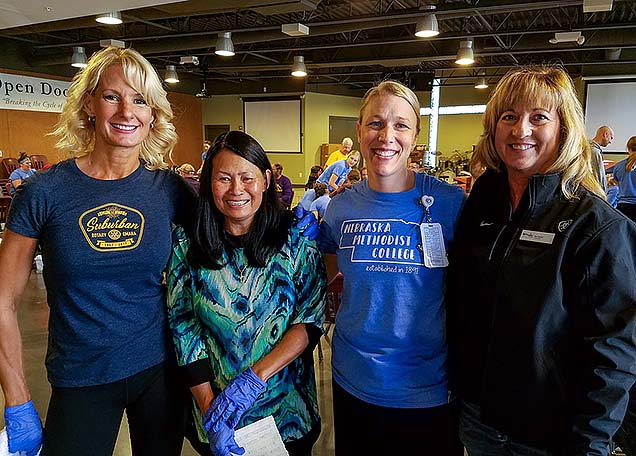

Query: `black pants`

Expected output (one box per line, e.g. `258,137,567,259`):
42,361,188,456
187,418,320,456
332,380,463,456
617,203,636,223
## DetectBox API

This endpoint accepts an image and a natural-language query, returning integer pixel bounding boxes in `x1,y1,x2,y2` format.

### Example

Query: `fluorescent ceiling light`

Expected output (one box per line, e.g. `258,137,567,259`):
215,32,235,57
291,56,307,77
96,11,122,25
415,14,439,38
164,65,179,83
71,46,87,68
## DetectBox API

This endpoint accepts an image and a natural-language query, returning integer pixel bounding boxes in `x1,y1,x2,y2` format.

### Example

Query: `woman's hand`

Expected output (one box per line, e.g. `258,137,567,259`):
205,420,245,456
203,368,266,431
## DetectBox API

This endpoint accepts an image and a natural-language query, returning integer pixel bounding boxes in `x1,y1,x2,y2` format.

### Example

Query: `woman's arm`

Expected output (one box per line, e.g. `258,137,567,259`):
252,324,309,382
10,179,22,191
191,382,215,413
327,172,339,192
0,229,38,405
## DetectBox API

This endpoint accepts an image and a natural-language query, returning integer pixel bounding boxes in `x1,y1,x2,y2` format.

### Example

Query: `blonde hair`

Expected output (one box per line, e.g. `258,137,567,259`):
359,80,421,135
346,150,361,163
178,163,195,175
472,65,603,200
626,136,636,172
50,46,176,170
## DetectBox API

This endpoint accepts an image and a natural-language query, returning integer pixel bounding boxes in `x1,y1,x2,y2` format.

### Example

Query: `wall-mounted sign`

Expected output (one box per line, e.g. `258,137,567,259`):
0,72,70,113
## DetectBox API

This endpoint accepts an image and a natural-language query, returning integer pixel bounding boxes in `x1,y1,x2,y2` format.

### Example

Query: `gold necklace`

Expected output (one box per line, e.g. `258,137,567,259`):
232,251,249,282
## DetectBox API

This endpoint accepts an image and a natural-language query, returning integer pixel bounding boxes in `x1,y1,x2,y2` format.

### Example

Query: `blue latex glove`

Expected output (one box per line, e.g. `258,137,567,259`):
293,205,319,241
4,400,43,456
203,367,266,431
206,420,245,456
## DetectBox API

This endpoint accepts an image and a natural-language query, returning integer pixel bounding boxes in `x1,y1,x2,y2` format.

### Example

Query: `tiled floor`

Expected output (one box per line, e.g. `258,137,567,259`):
0,272,335,456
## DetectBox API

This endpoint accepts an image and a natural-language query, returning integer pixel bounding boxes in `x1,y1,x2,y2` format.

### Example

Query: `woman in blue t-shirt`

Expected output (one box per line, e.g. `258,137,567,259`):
0,46,195,456
318,81,465,455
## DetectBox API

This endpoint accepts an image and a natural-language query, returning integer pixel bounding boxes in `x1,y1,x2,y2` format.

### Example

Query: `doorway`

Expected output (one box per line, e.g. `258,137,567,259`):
205,124,230,143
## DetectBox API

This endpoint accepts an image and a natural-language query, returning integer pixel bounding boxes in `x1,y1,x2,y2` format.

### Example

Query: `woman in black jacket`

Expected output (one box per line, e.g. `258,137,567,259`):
447,66,636,456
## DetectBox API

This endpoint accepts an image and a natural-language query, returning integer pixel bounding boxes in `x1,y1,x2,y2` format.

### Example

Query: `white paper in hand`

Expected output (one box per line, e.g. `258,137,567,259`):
0,428,41,456
233,416,289,456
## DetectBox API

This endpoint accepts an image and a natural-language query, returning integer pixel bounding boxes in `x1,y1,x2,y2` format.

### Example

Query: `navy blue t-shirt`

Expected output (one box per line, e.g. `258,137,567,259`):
7,159,196,387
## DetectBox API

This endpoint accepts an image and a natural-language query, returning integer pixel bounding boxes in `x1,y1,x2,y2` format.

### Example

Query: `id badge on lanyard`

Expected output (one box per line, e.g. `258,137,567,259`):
419,195,449,268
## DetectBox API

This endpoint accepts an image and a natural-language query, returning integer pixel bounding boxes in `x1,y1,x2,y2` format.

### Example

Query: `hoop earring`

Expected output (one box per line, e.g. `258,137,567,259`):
150,121,155,129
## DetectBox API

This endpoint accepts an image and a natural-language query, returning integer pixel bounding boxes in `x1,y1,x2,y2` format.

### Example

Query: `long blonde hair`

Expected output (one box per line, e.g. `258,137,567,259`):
472,65,603,200
626,136,636,172
50,46,176,170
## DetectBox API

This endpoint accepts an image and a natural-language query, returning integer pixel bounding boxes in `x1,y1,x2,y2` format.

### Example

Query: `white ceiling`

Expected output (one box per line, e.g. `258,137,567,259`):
0,0,185,30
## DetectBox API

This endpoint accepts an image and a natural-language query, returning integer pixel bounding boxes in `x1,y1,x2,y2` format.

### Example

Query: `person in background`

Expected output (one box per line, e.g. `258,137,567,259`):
407,160,422,172
605,175,619,208
198,139,211,174
0,46,195,456
447,66,636,455
325,137,353,167
318,80,465,455
167,131,325,456
273,162,293,208
360,166,368,180
589,125,614,191
304,165,324,190
328,168,361,198
307,182,330,219
177,163,200,193
9,153,36,195
315,150,360,193
607,136,636,222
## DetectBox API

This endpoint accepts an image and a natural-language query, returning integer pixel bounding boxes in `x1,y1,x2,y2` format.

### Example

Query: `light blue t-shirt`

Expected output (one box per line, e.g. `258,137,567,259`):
309,194,330,219
315,159,350,192
320,173,465,408
9,168,36,194
298,189,316,211
612,159,636,205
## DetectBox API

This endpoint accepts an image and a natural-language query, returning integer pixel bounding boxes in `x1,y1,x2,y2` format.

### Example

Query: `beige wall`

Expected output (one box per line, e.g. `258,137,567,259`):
200,92,361,186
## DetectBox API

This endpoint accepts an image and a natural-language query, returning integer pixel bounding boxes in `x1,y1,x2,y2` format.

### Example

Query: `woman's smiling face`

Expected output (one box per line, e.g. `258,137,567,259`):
211,148,269,236
494,103,561,180
356,93,418,184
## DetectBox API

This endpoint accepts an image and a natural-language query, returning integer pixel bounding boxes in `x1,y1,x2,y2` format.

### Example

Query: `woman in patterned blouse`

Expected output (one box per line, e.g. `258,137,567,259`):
167,130,326,456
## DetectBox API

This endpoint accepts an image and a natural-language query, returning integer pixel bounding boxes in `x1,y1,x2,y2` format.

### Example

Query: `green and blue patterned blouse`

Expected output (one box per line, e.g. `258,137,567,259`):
166,225,326,443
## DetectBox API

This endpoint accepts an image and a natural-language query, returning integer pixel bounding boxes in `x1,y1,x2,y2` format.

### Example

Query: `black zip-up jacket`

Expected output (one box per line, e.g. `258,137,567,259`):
447,169,636,455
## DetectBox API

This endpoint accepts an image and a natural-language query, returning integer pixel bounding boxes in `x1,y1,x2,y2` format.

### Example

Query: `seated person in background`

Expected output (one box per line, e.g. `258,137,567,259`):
305,165,323,190
325,137,353,167
606,176,619,208
360,167,368,180
308,183,330,219
316,151,360,192
177,163,200,193
273,163,293,208
9,153,36,195
329,168,361,198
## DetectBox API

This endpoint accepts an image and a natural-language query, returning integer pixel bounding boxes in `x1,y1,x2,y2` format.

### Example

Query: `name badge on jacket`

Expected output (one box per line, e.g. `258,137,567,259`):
519,229,555,245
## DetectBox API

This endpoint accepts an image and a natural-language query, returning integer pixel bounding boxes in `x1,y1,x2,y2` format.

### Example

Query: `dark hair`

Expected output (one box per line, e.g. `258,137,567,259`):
18,152,30,164
305,165,324,190
313,182,328,198
189,130,292,269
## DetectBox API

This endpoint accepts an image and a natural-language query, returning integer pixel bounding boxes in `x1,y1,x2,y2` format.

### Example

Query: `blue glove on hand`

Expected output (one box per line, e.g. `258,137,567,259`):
203,367,266,431
292,205,319,241
4,400,43,456
206,420,245,456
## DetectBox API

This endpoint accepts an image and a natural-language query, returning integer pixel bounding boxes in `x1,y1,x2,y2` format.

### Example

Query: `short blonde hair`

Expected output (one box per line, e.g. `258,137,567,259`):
472,65,603,200
358,80,421,135
51,46,176,170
